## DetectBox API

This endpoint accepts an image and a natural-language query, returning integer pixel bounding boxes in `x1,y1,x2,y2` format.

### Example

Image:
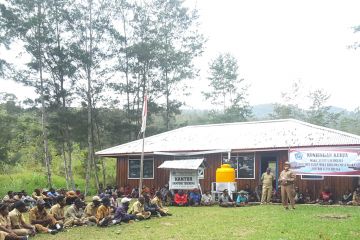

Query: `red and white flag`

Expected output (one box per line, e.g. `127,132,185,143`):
140,94,148,133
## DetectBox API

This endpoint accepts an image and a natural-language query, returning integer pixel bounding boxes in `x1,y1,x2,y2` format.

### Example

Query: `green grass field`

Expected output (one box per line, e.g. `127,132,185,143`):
32,204,360,240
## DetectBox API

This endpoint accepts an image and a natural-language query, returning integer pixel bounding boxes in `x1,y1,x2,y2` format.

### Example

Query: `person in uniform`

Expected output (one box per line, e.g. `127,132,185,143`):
84,196,101,223
9,201,36,237
0,204,28,240
49,196,65,224
64,198,90,227
28,200,60,234
129,197,151,220
261,168,275,204
279,162,296,210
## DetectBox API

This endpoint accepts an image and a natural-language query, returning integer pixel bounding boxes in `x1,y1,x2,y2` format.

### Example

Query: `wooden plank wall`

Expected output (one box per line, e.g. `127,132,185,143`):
116,151,359,200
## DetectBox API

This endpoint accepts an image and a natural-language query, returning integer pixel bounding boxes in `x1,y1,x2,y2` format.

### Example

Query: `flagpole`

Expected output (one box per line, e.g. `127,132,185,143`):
139,130,145,197
139,94,147,197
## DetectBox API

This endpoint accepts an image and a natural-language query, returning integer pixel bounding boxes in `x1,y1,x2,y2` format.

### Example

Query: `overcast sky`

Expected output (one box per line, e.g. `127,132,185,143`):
2,0,360,110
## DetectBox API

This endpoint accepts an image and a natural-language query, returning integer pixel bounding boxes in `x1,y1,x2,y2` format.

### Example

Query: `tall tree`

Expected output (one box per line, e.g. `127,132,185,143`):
203,53,251,122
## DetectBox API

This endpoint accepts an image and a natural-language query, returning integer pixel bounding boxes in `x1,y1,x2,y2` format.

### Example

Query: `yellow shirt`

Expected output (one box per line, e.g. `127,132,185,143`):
95,205,110,223
9,208,26,228
49,203,64,220
129,201,144,214
151,196,163,208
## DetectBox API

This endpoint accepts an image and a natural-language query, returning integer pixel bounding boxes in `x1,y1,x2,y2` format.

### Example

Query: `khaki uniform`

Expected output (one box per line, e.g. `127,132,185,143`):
9,208,33,236
31,192,47,201
151,196,169,214
29,206,57,233
84,202,98,222
0,231,8,240
95,205,111,224
352,191,360,205
261,172,275,204
64,205,88,227
279,169,296,209
49,203,65,223
129,201,151,219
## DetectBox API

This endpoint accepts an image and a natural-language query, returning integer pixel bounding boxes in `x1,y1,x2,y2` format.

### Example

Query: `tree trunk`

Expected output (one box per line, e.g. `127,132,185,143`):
85,0,94,196
65,126,75,190
61,142,69,189
37,1,52,188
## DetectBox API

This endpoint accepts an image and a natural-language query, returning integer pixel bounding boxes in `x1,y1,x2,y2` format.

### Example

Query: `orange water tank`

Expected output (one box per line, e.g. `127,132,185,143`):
216,164,235,182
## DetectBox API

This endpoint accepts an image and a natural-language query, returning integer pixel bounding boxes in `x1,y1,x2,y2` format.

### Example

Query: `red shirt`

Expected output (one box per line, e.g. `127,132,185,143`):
321,191,332,201
174,193,188,204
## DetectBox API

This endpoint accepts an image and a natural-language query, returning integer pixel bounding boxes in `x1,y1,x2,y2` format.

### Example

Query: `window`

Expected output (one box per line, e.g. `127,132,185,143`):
301,175,324,180
128,158,154,179
223,153,255,179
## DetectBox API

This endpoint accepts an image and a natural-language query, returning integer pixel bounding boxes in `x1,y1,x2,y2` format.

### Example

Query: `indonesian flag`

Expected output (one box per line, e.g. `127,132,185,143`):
140,94,148,133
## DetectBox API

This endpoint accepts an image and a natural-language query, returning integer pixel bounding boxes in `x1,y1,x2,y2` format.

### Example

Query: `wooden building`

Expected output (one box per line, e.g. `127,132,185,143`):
96,119,360,200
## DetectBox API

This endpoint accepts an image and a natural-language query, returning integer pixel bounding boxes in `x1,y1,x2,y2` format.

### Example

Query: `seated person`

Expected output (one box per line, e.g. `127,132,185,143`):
31,189,50,208
96,197,114,227
188,189,201,206
84,196,101,223
317,186,333,205
164,191,173,207
46,189,59,206
303,188,315,204
294,187,305,204
218,189,235,207
131,188,139,198
340,190,353,205
141,186,151,196
113,197,136,223
271,187,281,203
65,191,77,205
244,184,256,202
349,187,360,206
151,192,171,216
124,185,131,197
236,190,249,207
75,190,84,201
0,203,29,239
129,197,151,220
117,187,125,198
29,200,60,234
254,184,262,202
49,196,65,224
201,190,214,206
19,192,35,208
9,201,36,237
64,198,90,227
143,194,161,217
173,190,188,206
3,192,17,205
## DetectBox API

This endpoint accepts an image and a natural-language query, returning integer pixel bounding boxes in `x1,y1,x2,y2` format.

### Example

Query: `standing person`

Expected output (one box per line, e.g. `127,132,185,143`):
279,162,296,210
261,168,275,204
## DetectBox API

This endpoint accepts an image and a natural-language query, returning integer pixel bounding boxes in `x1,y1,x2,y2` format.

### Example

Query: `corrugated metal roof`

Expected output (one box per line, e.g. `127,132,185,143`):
96,119,360,156
158,158,204,170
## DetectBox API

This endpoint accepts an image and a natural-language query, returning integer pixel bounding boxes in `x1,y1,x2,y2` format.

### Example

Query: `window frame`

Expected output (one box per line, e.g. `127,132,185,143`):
300,175,324,180
128,158,154,179
222,152,256,180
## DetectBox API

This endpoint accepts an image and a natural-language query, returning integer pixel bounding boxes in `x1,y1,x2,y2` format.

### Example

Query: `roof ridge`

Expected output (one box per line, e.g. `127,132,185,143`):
186,118,295,128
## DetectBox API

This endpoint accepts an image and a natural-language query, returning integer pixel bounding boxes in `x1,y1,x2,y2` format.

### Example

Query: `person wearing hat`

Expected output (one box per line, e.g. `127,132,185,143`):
8,201,36,237
236,190,249,207
0,203,29,240
279,161,296,210
218,189,235,207
49,196,66,224
28,199,59,234
151,192,171,216
64,198,89,227
96,197,113,227
84,196,101,223
113,197,136,223
129,197,151,220
261,167,275,204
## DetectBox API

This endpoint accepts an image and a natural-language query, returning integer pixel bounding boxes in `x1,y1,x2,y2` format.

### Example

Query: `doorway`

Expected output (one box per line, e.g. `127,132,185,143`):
260,155,278,189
